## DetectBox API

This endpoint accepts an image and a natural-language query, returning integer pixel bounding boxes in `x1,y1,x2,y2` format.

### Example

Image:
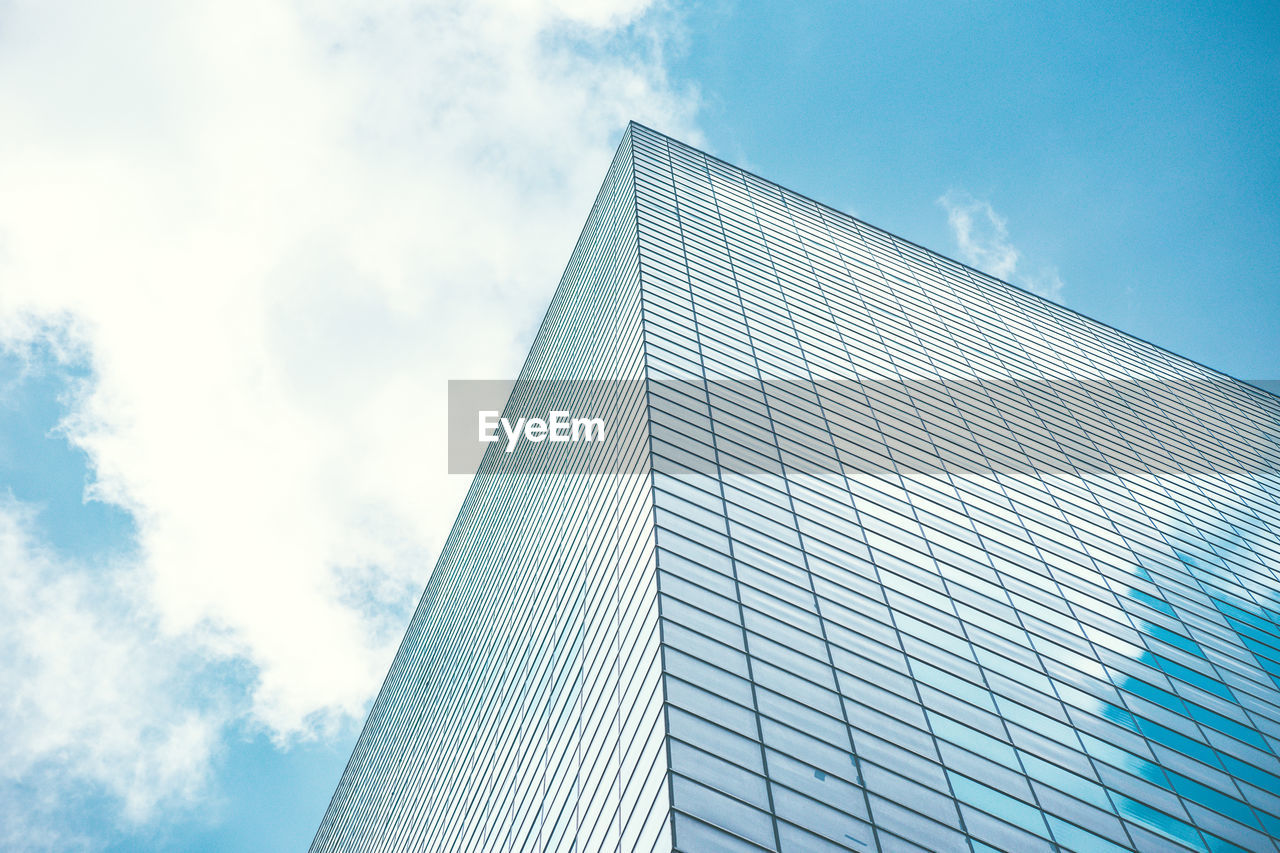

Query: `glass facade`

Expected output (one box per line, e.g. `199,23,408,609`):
313,123,1280,852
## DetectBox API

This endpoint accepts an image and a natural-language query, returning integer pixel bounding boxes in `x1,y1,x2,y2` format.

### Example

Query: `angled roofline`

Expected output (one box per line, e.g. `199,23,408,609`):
626,120,1279,405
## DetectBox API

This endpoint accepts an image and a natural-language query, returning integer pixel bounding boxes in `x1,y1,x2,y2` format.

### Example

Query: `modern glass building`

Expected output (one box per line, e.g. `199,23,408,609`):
312,123,1280,852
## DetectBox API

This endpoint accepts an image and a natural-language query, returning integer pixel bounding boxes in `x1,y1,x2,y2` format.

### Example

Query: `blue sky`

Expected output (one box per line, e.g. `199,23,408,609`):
670,0,1280,382
0,1,1275,851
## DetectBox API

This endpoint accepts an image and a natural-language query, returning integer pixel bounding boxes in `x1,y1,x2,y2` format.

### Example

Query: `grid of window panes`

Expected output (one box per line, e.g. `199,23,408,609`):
629,122,1280,853
312,129,672,853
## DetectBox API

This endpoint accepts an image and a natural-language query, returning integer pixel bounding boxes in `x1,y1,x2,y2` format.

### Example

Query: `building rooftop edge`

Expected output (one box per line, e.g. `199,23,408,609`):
623,119,1279,404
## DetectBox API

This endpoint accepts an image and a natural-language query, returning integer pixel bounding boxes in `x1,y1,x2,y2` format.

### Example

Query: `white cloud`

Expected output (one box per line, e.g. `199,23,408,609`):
937,190,1064,301
0,0,696,842
1019,266,1065,302
0,498,222,851
937,191,1019,280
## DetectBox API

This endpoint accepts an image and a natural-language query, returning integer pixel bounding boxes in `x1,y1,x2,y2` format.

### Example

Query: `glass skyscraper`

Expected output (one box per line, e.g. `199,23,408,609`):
312,123,1280,852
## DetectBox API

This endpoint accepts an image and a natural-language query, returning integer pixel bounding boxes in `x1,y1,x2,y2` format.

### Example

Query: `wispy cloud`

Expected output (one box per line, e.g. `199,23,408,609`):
0,0,695,843
0,498,221,851
1018,267,1066,302
937,190,1064,301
